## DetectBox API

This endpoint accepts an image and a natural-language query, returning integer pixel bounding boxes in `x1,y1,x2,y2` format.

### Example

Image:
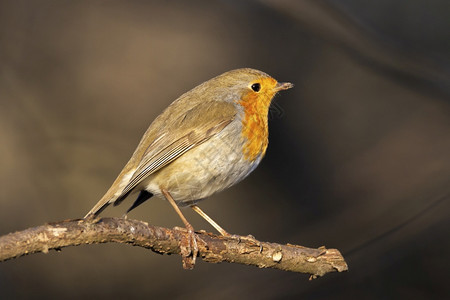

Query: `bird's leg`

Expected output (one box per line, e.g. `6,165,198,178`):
190,205,262,251
190,205,229,236
161,189,198,268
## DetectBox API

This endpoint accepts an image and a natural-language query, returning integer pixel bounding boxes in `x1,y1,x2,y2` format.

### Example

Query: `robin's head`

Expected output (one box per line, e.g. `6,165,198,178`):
212,68,293,107
208,68,293,161
210,68,292,119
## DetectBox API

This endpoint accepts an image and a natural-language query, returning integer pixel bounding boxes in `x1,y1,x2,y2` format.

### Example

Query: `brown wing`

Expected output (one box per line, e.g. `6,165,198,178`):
84,100,237,217
116,101,236,201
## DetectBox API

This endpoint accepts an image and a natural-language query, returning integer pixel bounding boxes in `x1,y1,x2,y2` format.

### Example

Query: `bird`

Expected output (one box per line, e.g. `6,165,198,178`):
85,68,293,263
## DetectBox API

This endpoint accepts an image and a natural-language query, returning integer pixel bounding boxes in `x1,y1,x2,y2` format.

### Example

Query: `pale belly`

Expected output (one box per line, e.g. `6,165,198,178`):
142,123,264,206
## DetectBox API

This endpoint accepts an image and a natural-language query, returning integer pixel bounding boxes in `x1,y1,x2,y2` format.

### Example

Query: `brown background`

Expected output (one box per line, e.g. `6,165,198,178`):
1,0,449,299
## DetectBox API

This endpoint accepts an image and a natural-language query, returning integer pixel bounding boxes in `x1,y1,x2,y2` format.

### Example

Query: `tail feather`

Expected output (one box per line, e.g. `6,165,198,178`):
84,183,125,218
84,194,115,218
84,164,137,218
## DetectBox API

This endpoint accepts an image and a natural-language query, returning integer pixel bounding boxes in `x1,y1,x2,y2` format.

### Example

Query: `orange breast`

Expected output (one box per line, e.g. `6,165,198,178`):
238,78,276,161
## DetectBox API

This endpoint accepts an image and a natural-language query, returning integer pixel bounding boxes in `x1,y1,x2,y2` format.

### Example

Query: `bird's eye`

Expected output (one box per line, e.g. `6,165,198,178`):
251,83,261,92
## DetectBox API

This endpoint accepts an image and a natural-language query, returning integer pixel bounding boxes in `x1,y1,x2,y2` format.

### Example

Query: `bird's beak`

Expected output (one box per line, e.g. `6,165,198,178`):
274,82,294,92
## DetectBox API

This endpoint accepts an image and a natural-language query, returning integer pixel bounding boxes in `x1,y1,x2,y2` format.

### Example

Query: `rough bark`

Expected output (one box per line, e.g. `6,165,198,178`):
0,217,347,278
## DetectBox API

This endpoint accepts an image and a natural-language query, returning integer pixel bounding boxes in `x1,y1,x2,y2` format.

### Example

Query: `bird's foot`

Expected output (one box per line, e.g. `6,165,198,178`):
176,225,200,269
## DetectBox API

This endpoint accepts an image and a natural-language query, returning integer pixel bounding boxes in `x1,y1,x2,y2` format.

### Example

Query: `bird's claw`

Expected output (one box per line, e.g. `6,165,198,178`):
179,225,199,269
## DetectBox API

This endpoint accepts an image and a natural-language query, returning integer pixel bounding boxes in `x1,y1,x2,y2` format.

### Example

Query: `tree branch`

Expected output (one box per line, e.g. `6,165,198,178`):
0,217,347,278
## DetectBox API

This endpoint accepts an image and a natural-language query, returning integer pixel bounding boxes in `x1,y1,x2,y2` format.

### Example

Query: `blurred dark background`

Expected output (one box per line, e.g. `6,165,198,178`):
1,0,449,299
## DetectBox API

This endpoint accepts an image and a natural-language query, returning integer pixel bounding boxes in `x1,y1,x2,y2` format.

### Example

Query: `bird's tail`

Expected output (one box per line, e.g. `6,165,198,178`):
84,171,131,218
84,192,116,218
84,148,143,218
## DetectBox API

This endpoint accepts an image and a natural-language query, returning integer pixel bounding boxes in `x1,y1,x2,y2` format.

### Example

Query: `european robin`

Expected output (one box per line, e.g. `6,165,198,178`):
85,68,293,265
